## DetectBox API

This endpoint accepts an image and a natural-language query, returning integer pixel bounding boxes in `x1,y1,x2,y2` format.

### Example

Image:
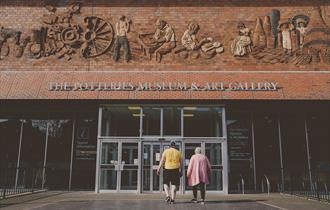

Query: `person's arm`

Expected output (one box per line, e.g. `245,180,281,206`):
187,155,194,178
124,20,130,33
179,152,183,174
164,27,173,42
206,156,212,177
157,151,166,175
115,22,120,36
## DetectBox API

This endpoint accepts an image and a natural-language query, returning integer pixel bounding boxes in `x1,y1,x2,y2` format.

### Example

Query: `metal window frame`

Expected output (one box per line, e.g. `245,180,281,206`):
96,105,228,194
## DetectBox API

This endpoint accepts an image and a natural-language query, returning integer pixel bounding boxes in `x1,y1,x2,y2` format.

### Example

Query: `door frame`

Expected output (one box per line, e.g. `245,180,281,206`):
97,139,141,193
141,140,183,194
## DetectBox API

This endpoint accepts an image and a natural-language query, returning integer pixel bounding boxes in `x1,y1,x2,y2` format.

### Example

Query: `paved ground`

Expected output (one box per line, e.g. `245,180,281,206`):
0,192,329,210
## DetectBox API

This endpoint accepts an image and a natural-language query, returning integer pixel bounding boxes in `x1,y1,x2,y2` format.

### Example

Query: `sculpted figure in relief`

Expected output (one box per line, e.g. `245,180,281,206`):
138,19,176,62
153,19,176,62
278,21,295,55
113,15,132,62
291,15,309,49
176,22,223,60
181,22,210,51
231,22,252,56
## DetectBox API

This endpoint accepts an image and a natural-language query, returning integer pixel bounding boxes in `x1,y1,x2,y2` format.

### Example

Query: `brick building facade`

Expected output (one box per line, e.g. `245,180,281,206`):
0,0,329,194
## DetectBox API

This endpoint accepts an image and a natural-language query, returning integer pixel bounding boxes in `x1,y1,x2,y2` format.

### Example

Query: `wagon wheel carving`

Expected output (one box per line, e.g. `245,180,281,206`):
81,16,114,58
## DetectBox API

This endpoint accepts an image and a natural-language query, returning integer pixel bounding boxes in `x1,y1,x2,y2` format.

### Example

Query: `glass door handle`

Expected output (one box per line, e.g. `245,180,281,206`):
114,164,119,171
120,164,124,171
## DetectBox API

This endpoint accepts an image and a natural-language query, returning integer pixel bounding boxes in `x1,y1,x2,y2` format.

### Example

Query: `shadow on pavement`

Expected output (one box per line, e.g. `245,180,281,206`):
0,192,68,208
174,199,267,204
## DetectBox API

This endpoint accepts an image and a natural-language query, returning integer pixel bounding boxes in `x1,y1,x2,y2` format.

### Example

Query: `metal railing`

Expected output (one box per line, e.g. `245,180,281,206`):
237,174,245,194
283,181,330,202
261,174,270,195
0,167,46,199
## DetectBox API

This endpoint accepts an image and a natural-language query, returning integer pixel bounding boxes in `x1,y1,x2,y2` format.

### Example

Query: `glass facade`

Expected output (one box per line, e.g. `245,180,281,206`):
226,112,254,193
184,107,223,137
281,113,309,191
0,112,98,191
254,113,281,192
1,103,329,195
102,107,140,136
97,105,226,193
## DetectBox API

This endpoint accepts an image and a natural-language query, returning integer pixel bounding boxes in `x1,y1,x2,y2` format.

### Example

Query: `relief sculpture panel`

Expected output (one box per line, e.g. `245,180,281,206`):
0,2,329,68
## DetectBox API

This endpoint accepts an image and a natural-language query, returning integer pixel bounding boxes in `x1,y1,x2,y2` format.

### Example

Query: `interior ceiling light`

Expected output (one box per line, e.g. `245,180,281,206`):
128,106,141,110
183,114,194,117
183,107,197,110
132,114,145,117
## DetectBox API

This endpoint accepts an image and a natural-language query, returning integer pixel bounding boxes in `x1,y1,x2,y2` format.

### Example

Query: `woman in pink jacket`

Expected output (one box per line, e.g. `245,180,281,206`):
187,147,212,204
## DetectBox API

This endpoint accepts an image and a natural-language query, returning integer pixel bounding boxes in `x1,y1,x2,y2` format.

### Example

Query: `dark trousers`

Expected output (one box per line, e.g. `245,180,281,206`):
113,36,131,62
193,182,206,200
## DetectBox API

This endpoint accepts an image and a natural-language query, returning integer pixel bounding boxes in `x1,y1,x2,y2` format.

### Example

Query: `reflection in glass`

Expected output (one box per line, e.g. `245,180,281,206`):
142,107,161,136
184,107,223,137
163,107,181,136
101,107,140,136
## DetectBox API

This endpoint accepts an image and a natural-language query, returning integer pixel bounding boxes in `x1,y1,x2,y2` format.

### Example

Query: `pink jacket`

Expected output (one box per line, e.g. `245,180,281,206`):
187,154,212,186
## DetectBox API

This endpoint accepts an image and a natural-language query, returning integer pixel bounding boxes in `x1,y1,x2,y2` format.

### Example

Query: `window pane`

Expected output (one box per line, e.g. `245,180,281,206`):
0,119,21,188
71,117,97,190
19,120,47,189
0,119,21,168
205,143,222,165
142,107,160,136
121,143,138,165
254,113,281,192
226,112,254,192
281,113,309,191
101,143,118,164
45,120,73,190
163,107,181,136
307,112,330,191
184,107,223,137
102,107,140,136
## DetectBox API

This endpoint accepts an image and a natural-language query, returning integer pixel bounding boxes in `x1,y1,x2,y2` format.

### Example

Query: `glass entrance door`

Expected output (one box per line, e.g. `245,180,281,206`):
100,141,139,191
142,141,182,193
183,142,223,192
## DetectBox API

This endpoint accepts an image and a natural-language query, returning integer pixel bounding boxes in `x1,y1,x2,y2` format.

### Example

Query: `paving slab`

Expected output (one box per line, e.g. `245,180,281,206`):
0,192,329,210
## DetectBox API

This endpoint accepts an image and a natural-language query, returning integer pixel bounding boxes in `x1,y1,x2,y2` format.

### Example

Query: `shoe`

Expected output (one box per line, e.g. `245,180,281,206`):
165,196,171,203
200,199,205,205
191,198,198,203
170,199,175,204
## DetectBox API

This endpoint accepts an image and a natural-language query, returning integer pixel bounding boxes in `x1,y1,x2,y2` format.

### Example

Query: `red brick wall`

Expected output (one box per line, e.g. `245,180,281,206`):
0,1,329,100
